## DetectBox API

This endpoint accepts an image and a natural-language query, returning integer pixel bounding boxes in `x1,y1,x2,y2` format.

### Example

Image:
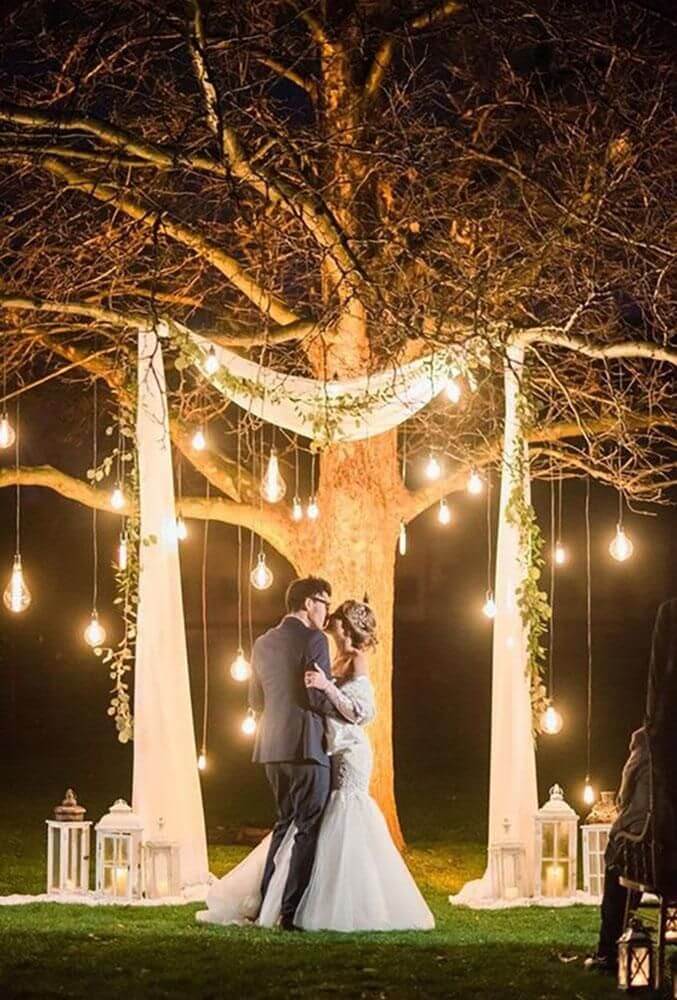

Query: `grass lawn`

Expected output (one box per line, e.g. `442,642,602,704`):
0,755,624,1000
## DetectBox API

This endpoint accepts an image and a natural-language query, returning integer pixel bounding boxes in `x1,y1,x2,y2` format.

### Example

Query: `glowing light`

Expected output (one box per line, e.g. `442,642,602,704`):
251,552,273,591
203,346,219,376
291,496,303,522
0,413,16,450
260,448,286,503
540,704,563,735
117,535,128,571
446,376,461,404
398,521,407,556
230,649,251,682
583,778,596,806
554,542,567,565
307,496,319,521
609,524,633,562
191,427,206,452
425,453,441,480
3,554,32,613
241,710,257,736
467,470,483,496
197,752,207,771
483,591,497,619
110,485,126,511
438,498,451,525
175,516,188,541
84,610,106,648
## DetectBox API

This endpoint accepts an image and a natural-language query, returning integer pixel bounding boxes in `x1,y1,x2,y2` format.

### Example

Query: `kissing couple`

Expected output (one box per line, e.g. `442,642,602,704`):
197,576,434,932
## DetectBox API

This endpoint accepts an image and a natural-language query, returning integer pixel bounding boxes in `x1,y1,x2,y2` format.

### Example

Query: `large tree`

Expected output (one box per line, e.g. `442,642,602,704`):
1,0,675,844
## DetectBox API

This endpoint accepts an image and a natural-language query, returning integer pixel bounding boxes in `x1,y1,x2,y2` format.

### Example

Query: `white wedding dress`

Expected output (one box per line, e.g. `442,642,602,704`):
196,675,434,932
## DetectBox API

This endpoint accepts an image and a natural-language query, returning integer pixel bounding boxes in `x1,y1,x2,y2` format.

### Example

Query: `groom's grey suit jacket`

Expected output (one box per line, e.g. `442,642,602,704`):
249,616,333,766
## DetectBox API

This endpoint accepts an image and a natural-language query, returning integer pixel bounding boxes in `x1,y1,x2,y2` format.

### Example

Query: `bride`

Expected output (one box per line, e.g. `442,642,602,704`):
196,599,434,932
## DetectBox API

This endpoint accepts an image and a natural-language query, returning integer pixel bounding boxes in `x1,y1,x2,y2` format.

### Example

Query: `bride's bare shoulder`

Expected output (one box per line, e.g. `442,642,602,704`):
352,650,369,677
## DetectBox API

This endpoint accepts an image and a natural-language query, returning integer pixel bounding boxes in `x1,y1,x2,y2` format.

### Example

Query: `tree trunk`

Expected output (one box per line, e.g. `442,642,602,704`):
291,429,405,848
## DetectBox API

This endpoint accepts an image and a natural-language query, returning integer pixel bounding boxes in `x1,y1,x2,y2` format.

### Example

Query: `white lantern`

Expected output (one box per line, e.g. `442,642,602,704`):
581,823,612,900
488,842,527,900
46,789,91,895
534,784,579,899
95,799,144,900
144,841,181,899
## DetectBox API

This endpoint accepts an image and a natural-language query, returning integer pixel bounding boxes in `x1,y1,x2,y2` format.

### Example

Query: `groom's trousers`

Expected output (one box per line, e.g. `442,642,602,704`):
262,761,331,922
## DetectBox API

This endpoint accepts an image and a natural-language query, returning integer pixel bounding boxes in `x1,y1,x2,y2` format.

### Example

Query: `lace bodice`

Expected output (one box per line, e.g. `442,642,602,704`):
326,676,375,795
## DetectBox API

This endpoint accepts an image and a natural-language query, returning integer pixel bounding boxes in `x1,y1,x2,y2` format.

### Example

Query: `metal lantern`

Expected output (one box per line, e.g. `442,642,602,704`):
95,799,143,900
534,784,579,899
666,905,677,943
45,789,91,894
618,918,655,992
144,841,181,899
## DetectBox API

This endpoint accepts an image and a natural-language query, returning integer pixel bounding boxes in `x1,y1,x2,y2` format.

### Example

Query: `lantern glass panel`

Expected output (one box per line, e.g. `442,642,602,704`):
555,821,571,857
104,837,115,863
50,828,60,889
630,947,651,987
119,838,129,863
103,866,114,893
542,824,554,857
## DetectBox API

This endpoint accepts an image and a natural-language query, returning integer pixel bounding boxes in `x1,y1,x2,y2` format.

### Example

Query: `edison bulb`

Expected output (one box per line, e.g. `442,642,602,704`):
0,412,16,449
291,496,303,522
398,521,407,556
446,376,461,404
554,542,567,566
609,524,633,562
191,427,206,451
540,704,563,735
261,449,286,503
241,710,257,736
483,592,497,619
307,496,319,521
84,610,106,648
110,485,126,511
175,516,188,541
425,454,441,480
467,470,483,496
117,535,128,571
438,498,451,525
230,649,251,682
251,552,273,590
203,346,219,375
3,554,32,613
197,752,207,771
583,778,596,806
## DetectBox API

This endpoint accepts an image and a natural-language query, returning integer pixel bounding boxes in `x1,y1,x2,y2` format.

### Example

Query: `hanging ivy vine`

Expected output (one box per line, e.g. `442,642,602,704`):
504,377,551,736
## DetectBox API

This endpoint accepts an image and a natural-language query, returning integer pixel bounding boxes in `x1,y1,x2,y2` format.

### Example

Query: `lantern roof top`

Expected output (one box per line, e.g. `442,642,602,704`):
95,798,144,832
536,783,579,821
53,788,86,822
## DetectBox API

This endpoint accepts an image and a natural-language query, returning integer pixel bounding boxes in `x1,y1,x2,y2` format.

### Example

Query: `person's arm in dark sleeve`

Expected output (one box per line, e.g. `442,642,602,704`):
646,601,670,735
304,629,333,715
248,643,264,713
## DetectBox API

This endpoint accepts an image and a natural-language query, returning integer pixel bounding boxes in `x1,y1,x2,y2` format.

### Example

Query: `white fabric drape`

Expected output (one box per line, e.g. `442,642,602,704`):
188,329,456,443
452,343,538,904
132,327,209,891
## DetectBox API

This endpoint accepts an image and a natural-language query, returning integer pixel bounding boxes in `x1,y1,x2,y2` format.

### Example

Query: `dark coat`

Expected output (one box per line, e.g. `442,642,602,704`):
645,598,677,883
248,616,332,766
606,728,650,867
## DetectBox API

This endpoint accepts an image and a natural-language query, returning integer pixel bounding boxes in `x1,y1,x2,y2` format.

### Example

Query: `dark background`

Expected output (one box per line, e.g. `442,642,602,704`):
1,383,675,840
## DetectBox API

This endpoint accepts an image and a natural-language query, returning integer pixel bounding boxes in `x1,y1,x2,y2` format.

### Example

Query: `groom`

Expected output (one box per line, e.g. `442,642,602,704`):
248,576,334,930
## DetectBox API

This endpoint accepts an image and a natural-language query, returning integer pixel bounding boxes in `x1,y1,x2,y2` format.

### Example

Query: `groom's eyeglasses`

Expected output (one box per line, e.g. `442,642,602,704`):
311,596,331,611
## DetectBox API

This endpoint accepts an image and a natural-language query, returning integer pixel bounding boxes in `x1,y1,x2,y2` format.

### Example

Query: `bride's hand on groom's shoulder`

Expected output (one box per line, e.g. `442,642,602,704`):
305,663,331,691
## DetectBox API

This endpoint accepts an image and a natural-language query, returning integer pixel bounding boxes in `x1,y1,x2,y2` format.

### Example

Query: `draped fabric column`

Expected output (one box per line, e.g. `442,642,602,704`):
452,342,538,903
132,326,209,891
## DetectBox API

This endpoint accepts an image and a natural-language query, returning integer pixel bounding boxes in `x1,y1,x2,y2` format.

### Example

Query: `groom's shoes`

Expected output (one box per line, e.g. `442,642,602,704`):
583,953,617,975
279,915,303,933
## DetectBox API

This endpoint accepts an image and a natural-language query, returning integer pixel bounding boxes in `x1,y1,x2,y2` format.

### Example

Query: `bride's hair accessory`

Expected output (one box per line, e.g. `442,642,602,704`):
329,600,378,650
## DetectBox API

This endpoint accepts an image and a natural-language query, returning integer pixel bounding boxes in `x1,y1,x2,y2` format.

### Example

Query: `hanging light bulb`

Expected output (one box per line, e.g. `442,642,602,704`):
260,448,287,503
230,649,251,682
197,751,207,771
84,610,106,648
110,484,126,511
175,516,188,541
3,554,32,613
0,412,16,450
307,496,320,521
203,346,219,376
425,453,441,480
117,534,128,572
583,777,596,806
241,709,257,736
398,520,407,556
438,498,451,525
540,704,564,735
609,524,633,562
554,541,567,566
191,427,206,451
291,496,304,522
445,375,462,404
467,470,483,496
482,590,497,619
251,551,273,591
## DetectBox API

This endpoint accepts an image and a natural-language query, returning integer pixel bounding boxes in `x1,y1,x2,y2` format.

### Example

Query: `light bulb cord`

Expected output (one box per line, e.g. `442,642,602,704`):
485,471,493,592
548,470,556,698
585,476,593,781
14,396,21,556
92,377,99,611
200,479,210,755
236,418,243,651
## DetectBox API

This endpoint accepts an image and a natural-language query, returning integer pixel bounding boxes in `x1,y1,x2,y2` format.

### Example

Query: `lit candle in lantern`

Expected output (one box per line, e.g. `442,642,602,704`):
544,863,564,897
